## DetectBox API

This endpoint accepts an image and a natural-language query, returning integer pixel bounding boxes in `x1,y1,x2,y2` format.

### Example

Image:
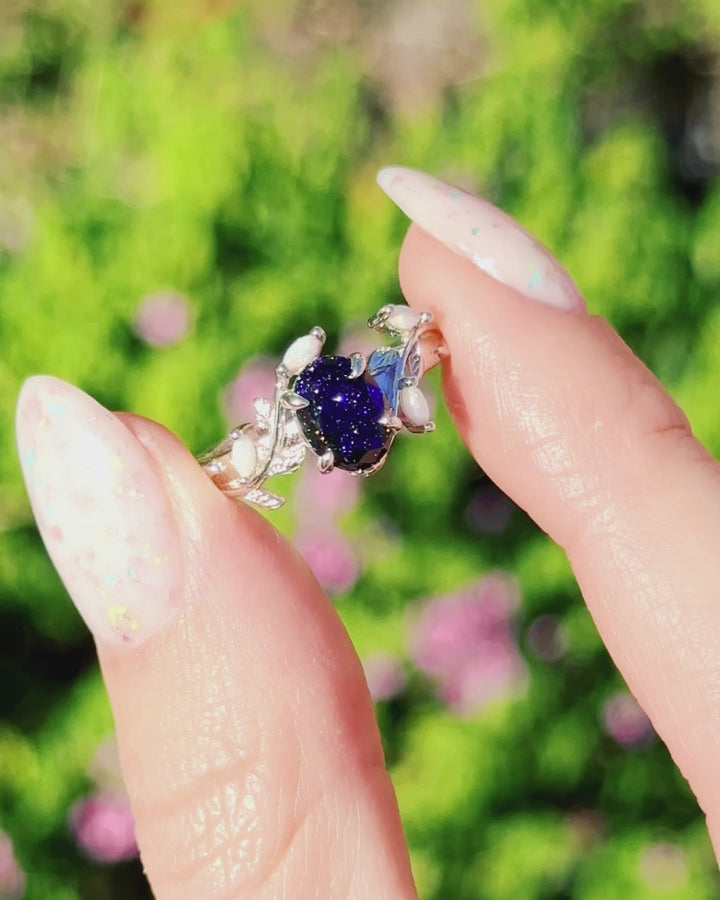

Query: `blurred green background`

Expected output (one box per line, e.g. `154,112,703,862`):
1,0,720,897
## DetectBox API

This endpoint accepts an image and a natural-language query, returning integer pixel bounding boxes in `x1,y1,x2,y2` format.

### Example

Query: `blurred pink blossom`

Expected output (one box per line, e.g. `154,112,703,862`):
89,737,127,799
337,327,379,361
0,834,25,900
69,794,138,864
133,290,192,347
601,692,655,747
565,809,606,850
294,464,361,525
640,842,688,891
296,531,360,594
0,196,33,255
363,653,407,702
410,574,525,716
466,484,513,534
222,357,276,425
525,614,568,662
440,645,526,716
411,574,519,676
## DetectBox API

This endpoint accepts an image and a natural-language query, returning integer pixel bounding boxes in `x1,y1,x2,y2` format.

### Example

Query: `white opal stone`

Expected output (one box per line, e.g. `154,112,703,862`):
282,334,322,374
231,432,258,478
386,305,421,332
400,386,430,426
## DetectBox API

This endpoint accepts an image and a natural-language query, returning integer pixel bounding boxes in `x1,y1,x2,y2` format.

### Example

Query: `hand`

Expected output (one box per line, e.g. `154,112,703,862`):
16,167,720,898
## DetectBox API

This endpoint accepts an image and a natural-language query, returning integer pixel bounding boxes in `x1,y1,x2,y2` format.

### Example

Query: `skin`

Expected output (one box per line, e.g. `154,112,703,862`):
68,226,720,895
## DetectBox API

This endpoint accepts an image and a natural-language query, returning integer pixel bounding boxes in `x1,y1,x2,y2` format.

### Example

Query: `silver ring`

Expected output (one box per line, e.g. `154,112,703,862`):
198,305,447,509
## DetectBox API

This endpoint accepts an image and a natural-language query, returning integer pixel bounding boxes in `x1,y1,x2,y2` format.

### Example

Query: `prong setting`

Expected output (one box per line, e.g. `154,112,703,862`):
279,391,310,410
317,449,335,473
405,420,436,434
367,305,393,331
348,352,367,379
310,325,327,344
378,414,404,432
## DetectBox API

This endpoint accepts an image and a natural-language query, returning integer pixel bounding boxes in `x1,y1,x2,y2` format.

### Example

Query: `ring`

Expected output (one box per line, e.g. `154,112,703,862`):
198,305,447,509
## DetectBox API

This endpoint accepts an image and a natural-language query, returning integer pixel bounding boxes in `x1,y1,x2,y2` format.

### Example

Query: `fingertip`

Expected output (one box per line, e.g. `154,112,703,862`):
383,166,586,311
15,376,185,649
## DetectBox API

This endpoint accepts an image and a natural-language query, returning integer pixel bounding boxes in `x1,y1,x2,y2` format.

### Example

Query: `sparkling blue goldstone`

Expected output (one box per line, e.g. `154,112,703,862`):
367,347,404,412
294,356,393,472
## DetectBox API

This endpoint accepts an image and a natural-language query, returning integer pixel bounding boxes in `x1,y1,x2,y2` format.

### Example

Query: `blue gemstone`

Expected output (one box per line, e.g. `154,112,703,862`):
294,356,393,472
367,347,404,412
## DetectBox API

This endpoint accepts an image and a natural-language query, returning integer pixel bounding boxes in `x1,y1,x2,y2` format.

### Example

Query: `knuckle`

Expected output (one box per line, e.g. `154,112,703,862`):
561,354,702,555
578,316,693,457
612,356,693,456
134,731,309,900
139,763,268,896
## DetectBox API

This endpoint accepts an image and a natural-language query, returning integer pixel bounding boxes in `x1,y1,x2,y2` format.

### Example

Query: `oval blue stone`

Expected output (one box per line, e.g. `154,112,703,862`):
294,356,393,473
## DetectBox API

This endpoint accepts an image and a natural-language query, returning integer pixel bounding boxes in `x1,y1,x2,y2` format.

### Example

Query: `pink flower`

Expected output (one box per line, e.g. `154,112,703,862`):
296,531,360,594
133,290,192,347
0,196,32,255
410,574,525,716
294,464,361,524
89,737,128,799
222,357,277,425
565,810,606,850
601,692,655,747
411,574,519,676
0,834,25,900
440,644,526,716
525,615,568,662
337,327,380,361
69,794,138,864
466,484,513,534
640,843,688,891
363,653,407,702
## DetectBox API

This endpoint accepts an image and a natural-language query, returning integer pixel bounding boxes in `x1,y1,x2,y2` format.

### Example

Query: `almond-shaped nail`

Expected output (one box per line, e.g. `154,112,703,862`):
16,376,182,648
376,165,585,312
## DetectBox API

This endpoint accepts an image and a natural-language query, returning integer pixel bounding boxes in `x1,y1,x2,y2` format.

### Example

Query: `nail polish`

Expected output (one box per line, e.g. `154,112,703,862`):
16,376,182,647
376,166,584,312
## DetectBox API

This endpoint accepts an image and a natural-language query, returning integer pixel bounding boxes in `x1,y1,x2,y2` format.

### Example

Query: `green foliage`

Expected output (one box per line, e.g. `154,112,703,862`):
1,0,719,897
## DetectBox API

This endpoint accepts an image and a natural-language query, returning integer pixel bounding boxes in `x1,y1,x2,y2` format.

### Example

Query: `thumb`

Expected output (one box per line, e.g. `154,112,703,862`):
16,375,416,900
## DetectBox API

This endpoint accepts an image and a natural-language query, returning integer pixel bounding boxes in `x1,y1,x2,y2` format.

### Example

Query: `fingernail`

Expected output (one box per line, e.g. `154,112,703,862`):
16,376,182,648
376,165,585,312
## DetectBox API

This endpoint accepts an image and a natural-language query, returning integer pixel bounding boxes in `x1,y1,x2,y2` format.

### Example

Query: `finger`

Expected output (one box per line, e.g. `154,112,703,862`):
16,376,416,900
379,168,720,849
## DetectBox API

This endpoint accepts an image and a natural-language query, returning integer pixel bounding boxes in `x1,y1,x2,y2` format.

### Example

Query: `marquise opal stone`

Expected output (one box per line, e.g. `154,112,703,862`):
294,356,393,472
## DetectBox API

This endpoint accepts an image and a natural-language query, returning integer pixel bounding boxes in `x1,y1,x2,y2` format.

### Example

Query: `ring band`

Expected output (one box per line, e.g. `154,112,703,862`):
198,305,447,509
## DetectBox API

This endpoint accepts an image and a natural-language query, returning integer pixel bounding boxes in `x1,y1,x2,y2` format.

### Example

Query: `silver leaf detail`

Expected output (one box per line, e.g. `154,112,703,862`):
253,397,272,432
405,342,422,379
243,487,286,510
267,430,307,477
